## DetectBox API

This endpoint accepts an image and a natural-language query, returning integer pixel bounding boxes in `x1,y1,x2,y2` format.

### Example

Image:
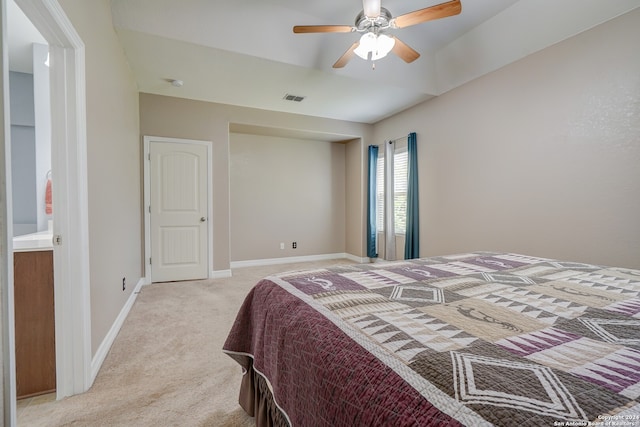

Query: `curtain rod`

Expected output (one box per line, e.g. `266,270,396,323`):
373,134,410,146
388,134,409,143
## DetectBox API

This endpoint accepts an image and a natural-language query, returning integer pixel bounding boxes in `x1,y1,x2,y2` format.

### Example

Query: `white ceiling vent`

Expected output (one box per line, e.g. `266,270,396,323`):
283,94,305,102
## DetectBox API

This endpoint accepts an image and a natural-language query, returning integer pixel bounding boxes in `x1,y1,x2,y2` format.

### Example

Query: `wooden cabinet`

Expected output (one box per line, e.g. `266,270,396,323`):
14,250,56,399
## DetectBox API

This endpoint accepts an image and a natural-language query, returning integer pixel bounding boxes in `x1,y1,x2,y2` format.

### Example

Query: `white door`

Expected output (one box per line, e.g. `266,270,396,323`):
150,141,209,282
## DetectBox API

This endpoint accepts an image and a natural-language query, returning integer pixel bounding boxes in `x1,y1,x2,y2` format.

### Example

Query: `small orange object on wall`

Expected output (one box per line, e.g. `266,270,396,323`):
45,173,52,215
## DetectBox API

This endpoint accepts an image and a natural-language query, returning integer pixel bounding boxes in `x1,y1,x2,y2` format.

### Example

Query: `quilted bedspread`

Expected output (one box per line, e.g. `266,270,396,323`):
223,252,640,426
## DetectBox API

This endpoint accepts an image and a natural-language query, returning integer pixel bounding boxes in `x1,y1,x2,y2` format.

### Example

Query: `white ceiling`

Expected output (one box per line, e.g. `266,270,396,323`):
8,0,640,124
7,0,47,73
110,0,522,124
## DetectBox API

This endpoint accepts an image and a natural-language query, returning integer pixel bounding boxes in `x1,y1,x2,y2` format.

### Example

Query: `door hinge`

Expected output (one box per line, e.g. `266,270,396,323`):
149,257,152,265
148,153,151,161
148,205,151,213
53,235,62,246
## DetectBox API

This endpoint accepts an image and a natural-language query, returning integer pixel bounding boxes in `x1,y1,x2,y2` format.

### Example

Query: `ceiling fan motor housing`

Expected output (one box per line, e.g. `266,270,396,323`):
355,7,393,32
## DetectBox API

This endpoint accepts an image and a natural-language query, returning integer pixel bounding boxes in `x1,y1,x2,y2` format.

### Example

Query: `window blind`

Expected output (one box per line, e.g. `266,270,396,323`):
376,148,408,234
376,154,385,232
394,149,408,234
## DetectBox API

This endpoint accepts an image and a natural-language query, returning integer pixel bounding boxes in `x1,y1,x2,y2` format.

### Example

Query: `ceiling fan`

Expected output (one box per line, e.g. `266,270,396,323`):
293,0,462,68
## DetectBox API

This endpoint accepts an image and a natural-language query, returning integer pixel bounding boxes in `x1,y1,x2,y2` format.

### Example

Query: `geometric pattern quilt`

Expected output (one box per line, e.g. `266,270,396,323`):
223,252,640,426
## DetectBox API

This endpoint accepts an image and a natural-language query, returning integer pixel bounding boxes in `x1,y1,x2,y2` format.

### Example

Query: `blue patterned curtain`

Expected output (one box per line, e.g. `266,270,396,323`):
404,132,419,259
367,145,379,258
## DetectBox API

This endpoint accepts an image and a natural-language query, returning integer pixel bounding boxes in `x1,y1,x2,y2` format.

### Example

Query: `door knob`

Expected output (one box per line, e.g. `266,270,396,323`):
200,217,206,222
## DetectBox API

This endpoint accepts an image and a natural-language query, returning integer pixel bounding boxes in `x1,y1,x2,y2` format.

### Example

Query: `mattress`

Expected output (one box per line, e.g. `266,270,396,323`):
223,252,640,426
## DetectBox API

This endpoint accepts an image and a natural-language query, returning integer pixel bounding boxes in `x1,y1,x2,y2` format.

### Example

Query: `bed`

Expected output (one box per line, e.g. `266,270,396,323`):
223,252,640,426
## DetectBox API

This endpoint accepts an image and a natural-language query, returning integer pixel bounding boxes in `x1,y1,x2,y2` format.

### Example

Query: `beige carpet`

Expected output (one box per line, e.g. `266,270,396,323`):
17,259,353,427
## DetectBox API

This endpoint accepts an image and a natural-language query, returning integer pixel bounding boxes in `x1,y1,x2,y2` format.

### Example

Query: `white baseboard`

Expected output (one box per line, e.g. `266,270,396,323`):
230,253,367,269
211,269,232,279
90,277,145,383
345,253,370,264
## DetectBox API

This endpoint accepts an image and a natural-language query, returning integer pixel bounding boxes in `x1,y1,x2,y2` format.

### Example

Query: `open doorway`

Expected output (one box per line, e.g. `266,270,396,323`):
7,0,55,403
2,0,92,424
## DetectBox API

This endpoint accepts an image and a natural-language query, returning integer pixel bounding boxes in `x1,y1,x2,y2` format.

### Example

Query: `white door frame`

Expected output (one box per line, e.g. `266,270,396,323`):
1,1,15,423
143,136,213,283
2,3,92,424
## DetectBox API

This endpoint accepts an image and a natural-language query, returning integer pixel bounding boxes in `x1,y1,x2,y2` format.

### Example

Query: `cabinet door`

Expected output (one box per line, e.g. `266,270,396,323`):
14,250,56,398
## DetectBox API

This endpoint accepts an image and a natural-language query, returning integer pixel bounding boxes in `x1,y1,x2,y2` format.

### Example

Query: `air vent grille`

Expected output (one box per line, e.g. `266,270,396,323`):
283,94,305,102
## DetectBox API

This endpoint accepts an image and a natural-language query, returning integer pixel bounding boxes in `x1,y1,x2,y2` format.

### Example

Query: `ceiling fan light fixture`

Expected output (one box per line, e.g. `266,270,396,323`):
374,34,395,60
354,32,395,61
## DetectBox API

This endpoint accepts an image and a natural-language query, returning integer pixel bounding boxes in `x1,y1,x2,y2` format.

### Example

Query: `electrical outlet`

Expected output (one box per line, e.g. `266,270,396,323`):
292,242,297,249
280,242,285,250
122,277,126,291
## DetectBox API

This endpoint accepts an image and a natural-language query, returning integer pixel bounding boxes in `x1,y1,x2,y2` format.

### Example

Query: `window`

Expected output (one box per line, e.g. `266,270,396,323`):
376,147,408,234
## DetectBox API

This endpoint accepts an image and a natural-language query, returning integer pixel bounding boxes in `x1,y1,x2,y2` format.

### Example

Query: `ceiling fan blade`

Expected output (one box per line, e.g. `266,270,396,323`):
333,42,359,68
293,25,354,34
362,0,381,18
391,37,420,63
393,0,461,29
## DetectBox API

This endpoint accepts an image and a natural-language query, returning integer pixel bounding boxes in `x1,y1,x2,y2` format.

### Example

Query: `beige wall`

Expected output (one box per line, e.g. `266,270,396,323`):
373,9,640,269
59,0,142,355
345,138,364,258
229,133,345,261
139,94,372,269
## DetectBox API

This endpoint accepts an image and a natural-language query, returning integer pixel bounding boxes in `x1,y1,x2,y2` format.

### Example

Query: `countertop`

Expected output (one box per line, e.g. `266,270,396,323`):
13,230,53,252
